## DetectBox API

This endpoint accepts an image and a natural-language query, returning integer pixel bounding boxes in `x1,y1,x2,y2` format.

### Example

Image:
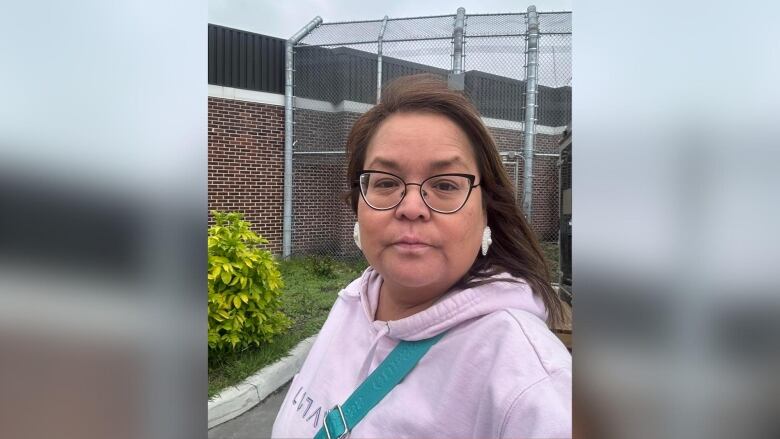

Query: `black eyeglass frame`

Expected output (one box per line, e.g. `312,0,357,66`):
355,169,481,214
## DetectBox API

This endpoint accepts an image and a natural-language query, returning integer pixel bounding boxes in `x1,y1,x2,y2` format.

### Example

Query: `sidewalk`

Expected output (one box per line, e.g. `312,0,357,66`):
208,381,290,439
208,335,316,430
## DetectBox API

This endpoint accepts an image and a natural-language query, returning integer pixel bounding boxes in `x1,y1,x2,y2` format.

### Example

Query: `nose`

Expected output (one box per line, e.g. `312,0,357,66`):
394,183,431,221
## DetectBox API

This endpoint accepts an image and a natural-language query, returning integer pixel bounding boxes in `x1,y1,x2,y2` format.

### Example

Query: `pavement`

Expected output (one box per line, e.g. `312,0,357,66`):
208,335,316,432
208,381,291,439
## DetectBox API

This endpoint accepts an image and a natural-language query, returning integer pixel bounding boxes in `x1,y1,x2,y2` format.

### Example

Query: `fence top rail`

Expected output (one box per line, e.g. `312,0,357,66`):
309,11,570,26
466,12,528,17
296,32,569,47
385,13,456,21
317,18,385,26
313,11,569,26
298,11,571,46
320,13,457,27
296,36,457,47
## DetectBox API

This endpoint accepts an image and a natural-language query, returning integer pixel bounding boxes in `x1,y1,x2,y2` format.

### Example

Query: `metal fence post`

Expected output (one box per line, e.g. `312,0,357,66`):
284,16,322,258
376,16,389,103
376,15,387,104
448,7,466,90
522,5,539,219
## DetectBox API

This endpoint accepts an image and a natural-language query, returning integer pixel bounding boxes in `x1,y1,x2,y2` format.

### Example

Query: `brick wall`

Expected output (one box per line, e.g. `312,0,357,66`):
291,109,361,258
492,128,563,241
207,98,562,258
208,97,284,254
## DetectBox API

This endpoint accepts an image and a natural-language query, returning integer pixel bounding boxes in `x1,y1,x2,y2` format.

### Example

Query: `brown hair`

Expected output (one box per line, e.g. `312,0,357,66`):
345,74,563,328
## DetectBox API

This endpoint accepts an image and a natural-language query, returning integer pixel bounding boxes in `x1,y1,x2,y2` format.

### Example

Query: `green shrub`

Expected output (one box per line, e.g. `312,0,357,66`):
308,255,337,277
208,211,290,352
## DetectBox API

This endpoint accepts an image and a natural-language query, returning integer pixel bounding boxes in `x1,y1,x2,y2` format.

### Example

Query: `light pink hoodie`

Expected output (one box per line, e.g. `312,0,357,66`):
272,267,572,438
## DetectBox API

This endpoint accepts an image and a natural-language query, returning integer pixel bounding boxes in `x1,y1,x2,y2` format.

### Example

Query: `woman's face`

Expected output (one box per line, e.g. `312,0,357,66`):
357,111,486,298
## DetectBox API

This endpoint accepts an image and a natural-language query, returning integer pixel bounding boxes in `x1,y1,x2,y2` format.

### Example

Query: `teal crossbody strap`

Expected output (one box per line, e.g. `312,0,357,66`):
313,331,447,439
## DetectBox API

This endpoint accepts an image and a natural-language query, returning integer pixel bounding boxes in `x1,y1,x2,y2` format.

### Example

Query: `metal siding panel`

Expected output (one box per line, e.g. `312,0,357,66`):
208,25,216,84
279,39,286,94
257,38,268,89
207,25,291,93
231,30,239,87
260,36,269,92
226,28,233,87
268,40,278,93
238,32,245,89
251,34,259,91
224,28,231,87
273,39,279,93
215,26,224,85
247,34,254,90
272,38,279,93
272,37,279,93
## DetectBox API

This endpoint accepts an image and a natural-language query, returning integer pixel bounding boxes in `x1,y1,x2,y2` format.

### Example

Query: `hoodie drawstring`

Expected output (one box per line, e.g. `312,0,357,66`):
356,323,390,381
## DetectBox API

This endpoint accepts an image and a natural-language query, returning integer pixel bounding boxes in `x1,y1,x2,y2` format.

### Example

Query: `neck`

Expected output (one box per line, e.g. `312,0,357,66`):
374,280,444,322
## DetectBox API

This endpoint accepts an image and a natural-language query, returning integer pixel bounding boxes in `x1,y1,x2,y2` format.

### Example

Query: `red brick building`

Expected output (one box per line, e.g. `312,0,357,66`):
208,25,570,257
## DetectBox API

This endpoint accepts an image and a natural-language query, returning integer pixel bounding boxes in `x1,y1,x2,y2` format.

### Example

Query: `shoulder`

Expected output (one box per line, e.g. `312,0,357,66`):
433,309,572,437
502,308,571,375
459,308,571,377
474,310,571,438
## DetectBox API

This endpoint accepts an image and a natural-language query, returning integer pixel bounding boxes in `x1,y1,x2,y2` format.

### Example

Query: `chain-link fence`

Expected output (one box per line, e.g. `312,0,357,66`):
289,8,571,259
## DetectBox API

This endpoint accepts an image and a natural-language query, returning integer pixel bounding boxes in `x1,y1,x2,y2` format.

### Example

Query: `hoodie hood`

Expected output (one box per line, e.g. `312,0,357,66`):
338,266,548,341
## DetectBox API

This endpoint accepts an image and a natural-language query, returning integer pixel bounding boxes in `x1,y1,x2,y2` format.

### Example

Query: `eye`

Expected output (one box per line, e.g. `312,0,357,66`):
372,178,401,189
429,178,461,192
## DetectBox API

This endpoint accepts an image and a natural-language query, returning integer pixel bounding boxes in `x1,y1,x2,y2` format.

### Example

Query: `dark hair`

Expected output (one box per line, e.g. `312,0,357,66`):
345,74,563,328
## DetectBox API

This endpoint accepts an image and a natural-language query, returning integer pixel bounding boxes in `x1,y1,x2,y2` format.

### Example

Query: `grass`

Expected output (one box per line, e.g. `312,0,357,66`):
540,241,560,283
208,256,368,399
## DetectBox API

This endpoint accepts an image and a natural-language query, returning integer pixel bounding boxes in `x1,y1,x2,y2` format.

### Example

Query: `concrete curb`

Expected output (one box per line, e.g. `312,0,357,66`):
208,334,317,429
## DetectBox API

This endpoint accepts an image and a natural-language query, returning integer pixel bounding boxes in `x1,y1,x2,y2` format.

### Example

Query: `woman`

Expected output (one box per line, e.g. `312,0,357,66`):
272,75,571,438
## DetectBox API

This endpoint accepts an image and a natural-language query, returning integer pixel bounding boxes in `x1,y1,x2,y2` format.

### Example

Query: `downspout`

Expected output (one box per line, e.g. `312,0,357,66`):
448,7,466,90
376,16,388,103
522,5,539,219
284,16,322,258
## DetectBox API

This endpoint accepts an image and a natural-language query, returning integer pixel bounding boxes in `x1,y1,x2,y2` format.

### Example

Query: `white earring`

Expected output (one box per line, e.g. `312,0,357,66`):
481,226,492,256
353,222,362,250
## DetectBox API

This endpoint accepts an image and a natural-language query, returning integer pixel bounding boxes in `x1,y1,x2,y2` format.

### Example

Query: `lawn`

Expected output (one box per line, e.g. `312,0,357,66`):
540,241,560,283
208,256,367,398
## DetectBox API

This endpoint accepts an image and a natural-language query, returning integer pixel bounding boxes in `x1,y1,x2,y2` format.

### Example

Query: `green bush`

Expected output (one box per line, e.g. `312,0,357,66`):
307,255,337,277
208,211,290,351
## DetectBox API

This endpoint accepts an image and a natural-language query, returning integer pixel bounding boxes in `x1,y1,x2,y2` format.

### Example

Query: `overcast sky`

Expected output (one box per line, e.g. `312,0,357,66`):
209,0,572,39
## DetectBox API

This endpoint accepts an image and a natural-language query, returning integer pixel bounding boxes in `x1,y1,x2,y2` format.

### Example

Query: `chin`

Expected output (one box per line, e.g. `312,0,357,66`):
376,256,447,289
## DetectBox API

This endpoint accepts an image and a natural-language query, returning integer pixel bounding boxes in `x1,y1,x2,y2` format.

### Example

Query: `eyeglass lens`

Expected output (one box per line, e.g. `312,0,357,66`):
359,172,472,213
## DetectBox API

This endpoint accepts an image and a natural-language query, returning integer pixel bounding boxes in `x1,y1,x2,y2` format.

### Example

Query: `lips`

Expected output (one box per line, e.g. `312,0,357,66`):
390,236,432,252
393,236,430,246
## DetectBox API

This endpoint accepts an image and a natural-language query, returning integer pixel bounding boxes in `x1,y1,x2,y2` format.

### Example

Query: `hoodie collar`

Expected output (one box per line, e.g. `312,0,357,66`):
339,267,547,341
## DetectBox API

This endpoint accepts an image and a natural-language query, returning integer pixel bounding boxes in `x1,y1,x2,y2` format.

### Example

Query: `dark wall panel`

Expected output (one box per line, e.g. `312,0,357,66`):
208,24,285,94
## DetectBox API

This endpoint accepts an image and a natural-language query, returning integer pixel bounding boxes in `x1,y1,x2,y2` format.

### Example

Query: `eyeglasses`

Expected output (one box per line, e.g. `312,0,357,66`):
356,170,480,214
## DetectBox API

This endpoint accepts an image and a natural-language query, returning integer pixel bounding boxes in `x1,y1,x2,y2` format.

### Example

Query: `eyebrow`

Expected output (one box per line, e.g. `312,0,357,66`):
365,156,469,172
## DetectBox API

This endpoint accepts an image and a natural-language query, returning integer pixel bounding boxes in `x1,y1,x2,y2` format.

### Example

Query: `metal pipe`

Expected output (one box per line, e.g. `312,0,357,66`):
514,159,519,204
452,7,466,74
376,16,388,103
284,16,322,258
522,5,539,219
292,151,346,155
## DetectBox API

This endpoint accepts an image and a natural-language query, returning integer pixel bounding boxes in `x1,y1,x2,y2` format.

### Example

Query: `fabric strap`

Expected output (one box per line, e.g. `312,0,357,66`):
313,331,447,439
